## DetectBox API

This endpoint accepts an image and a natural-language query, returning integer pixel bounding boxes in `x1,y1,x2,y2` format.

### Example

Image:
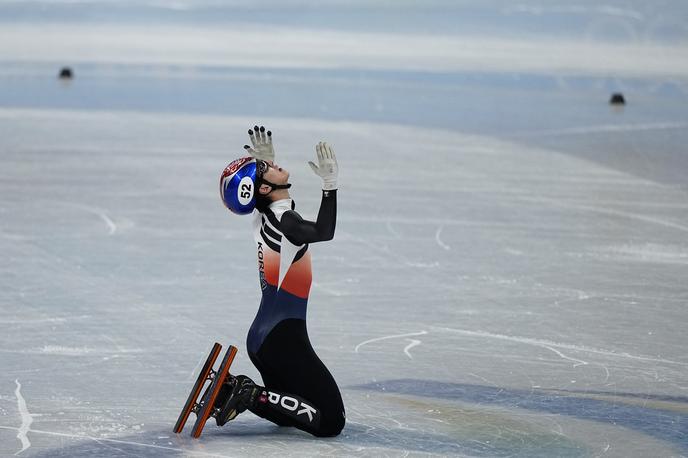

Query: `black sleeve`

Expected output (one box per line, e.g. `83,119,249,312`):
280,190,337,246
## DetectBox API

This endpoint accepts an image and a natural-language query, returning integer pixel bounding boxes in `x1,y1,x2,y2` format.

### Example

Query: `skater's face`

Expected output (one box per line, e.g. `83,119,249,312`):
258,160,290,195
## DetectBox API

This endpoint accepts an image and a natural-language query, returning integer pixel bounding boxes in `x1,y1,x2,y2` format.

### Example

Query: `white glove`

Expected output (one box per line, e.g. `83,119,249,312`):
243,125,275,162
308,142,338,191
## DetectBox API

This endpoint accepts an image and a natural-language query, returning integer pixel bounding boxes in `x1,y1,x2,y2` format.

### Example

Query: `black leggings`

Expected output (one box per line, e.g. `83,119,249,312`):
247,319,345,437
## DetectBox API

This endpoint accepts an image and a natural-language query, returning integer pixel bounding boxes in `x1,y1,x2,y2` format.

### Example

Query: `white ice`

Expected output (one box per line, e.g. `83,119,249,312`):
1,109,686,457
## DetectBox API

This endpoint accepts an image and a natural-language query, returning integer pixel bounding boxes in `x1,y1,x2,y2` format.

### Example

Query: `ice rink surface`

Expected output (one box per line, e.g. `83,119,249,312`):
1,1,688,457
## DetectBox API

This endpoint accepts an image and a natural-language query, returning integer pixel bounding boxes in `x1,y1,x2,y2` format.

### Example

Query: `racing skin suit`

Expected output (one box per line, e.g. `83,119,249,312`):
245,189,345,437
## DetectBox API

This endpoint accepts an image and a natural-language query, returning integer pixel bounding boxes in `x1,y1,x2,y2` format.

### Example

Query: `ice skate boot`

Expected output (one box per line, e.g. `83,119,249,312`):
215,375,262,426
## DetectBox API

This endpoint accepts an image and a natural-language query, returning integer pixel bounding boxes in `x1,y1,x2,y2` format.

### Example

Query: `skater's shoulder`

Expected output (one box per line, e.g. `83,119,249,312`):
268,198,296,220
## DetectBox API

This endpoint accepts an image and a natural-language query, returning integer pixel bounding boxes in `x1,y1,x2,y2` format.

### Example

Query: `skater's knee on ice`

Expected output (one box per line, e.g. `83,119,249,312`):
314,411,345,437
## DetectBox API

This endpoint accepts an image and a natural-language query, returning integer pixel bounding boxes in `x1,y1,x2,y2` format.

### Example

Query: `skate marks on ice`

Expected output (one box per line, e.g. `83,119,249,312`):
401,340,422,360
514,195,688,236
431,326,688,367
344,391,587,458
1,391,683,458
56,202,120,236
351,379,688,455
196,418,481,457
1,113,686,456
0,425,235,458
354,331,427,360
352,327,688,454
354,326,687,370
13,380,34,455
0,417,526,458
3,381,227,457
434,225,452,251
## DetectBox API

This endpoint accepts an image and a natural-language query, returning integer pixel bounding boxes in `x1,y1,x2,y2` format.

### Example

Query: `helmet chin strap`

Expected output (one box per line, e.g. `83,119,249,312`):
261,179,292,192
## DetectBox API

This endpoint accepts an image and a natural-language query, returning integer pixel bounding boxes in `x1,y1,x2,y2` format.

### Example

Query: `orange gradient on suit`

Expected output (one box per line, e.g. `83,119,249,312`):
260,249,312,299
280,252,312,299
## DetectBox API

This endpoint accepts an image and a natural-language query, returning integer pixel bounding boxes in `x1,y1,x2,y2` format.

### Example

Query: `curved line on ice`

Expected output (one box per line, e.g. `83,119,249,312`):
435,226,451,251
543,345,588,367
573,204,688,234
432,326,688,366
84,207,117,235
403,339,422,359
355,331,427,354
14,380,33,456
520,197,688,235
59,202,118,235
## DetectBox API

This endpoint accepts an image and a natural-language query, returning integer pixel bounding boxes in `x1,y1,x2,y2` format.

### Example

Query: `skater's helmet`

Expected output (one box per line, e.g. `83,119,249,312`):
220,157,259,215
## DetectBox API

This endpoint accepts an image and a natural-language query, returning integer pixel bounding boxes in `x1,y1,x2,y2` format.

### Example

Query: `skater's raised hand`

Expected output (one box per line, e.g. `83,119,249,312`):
243,125,275,162
308,142,338,191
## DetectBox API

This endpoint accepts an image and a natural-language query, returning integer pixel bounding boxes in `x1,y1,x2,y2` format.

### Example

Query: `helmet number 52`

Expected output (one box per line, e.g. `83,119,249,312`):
237,176,254,205
240,183,252,198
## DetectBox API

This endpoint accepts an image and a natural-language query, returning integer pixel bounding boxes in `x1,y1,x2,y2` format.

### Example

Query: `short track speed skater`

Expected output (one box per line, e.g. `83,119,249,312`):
173,343,238,438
